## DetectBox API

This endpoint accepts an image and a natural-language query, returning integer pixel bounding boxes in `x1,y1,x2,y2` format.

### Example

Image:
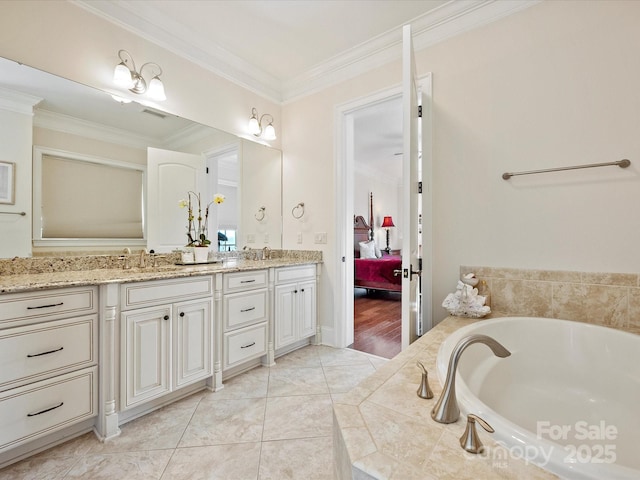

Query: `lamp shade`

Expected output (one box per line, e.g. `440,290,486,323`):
113,62,134,88
381,216,395,228
263,122,276,141
147,76,166,101
248,115,261,136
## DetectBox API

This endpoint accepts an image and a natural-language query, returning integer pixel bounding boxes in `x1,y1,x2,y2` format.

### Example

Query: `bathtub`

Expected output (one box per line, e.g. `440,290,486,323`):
436,317,640,480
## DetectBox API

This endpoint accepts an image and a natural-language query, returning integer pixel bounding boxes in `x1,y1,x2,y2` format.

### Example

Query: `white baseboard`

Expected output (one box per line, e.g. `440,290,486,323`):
320,326,337,347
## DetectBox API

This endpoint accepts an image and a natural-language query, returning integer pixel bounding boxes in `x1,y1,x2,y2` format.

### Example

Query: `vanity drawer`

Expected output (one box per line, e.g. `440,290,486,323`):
0,366,97,453
223,270,268,293
121,276,213,310
223,289,268,332
275,265,316,285
223,322,267,370
0,287,97,328
0,315,97,392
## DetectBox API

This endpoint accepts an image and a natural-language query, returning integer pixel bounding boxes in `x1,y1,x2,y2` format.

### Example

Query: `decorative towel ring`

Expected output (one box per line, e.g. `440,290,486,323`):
292,202,305,219
255,206,266,221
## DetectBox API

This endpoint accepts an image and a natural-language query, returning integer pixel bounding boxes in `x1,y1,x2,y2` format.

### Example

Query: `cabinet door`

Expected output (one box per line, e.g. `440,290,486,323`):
122,305,171,409
173,299,213,389
274,284,297,350
298,280,317,339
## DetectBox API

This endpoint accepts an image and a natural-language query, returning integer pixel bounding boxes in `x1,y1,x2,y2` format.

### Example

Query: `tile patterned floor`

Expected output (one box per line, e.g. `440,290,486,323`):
0,345,387,480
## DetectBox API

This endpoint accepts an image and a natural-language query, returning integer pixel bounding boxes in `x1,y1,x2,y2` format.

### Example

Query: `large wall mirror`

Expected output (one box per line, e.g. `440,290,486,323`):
0,56,282,257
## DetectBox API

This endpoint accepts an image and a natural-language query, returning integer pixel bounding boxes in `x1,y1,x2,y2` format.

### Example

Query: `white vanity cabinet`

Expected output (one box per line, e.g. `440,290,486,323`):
0,286,98,455
274,265,317,350
120,276,213,409
222,270,268,370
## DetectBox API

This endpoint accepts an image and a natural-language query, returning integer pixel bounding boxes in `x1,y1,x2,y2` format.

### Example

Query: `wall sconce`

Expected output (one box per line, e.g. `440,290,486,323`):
381,216,395,253
113,49,166,101
248,107,276,140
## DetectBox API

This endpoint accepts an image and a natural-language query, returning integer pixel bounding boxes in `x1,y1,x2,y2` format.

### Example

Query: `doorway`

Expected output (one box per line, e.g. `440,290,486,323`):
349,95,403,359
334,75,432,355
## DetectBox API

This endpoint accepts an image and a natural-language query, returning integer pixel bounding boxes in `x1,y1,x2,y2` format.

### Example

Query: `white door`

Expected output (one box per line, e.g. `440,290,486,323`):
274,284,296,349
298,280,317,339
401,24,422,348
147,147,206,252
173,298,213,388
122,305,171,408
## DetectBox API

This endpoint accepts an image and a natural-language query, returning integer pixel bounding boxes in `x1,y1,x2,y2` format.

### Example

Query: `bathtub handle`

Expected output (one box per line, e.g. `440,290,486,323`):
460,414,494,454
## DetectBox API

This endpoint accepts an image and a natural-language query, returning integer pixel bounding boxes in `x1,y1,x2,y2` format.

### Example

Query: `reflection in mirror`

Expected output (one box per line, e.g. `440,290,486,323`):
0,56,282,258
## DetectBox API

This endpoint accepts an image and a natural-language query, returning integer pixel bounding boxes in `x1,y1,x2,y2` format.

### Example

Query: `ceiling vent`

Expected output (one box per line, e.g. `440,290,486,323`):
141,108,166,119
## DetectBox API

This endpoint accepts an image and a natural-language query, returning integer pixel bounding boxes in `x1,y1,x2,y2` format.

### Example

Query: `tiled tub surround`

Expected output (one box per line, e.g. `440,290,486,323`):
461,266,640,335
334,316,558,480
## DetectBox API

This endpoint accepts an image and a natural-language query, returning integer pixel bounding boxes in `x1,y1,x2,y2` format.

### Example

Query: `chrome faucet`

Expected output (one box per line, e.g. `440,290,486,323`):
262,246,272,260
431,334,511,424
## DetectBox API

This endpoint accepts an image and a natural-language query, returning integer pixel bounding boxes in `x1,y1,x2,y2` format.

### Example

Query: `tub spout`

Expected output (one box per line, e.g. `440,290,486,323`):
431,334,511,424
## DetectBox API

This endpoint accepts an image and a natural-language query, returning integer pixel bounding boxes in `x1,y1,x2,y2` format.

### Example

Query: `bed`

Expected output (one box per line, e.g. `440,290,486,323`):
354,206,402,293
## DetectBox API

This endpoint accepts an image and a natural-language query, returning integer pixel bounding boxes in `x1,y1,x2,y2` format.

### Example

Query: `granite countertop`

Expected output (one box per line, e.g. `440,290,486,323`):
0,252,321,294
333,316,557,480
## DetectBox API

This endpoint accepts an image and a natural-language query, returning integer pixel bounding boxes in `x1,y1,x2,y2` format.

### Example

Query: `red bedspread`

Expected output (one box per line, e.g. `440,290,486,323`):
354,255,402,292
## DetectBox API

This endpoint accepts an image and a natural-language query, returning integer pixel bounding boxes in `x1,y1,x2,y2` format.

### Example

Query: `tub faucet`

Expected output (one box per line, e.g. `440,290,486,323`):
431,334,511,424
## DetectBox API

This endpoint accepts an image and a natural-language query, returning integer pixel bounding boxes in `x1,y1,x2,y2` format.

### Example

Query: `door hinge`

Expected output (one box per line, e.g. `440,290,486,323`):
418,105,422,118
418,181,422,193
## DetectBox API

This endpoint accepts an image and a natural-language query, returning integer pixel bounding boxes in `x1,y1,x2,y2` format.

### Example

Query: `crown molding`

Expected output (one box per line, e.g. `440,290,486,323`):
34,109,158,149
71,0,283,103
281,0,540,103
0,86,42,115
73,0,539,105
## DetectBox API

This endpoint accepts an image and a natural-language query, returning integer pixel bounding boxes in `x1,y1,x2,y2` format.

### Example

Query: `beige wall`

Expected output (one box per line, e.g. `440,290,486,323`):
0,2,281,144
2,1,639,342
0,0,280,258
0,108,32,257
281,0,640,335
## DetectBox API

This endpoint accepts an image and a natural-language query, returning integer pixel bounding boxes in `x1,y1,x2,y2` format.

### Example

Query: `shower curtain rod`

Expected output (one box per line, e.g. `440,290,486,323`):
502,159,631,180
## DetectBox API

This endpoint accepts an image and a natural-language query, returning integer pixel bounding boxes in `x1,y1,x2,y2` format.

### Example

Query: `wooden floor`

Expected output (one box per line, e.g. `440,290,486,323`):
349,288,401,359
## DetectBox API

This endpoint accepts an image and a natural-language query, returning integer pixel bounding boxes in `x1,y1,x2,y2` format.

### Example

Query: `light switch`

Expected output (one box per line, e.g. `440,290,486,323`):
247,234,255,243
297,232,303,244
314,232,327,244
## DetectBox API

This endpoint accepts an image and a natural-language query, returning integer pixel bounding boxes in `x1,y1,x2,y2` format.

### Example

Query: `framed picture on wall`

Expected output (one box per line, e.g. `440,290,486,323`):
0,161,16,205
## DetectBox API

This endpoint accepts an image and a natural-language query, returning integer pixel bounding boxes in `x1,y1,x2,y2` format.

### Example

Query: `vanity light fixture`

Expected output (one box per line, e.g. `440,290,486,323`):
113,49,166,101
248,107,276,140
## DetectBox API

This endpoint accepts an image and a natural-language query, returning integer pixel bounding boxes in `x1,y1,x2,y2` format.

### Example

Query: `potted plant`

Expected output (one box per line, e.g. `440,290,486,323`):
179,191,225,262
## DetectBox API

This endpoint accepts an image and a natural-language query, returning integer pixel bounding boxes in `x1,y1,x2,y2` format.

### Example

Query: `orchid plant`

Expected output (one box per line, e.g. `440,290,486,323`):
178,191,225,247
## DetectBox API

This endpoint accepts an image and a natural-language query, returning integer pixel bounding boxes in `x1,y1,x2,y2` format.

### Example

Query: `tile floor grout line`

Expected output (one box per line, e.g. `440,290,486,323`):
0,345,384,479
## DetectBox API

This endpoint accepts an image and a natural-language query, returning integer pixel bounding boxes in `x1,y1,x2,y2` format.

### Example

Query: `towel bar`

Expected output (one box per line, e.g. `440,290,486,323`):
502,159,630,180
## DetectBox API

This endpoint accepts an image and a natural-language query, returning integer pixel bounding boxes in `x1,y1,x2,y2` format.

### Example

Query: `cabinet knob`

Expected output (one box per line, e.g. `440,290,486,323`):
163,315,169,321
301,288,305,292
294,290,298,293
179,312,185,317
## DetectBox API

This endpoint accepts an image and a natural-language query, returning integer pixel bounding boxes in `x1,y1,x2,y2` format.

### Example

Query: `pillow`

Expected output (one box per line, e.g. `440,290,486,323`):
359,241,377,259
374,243,382,258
